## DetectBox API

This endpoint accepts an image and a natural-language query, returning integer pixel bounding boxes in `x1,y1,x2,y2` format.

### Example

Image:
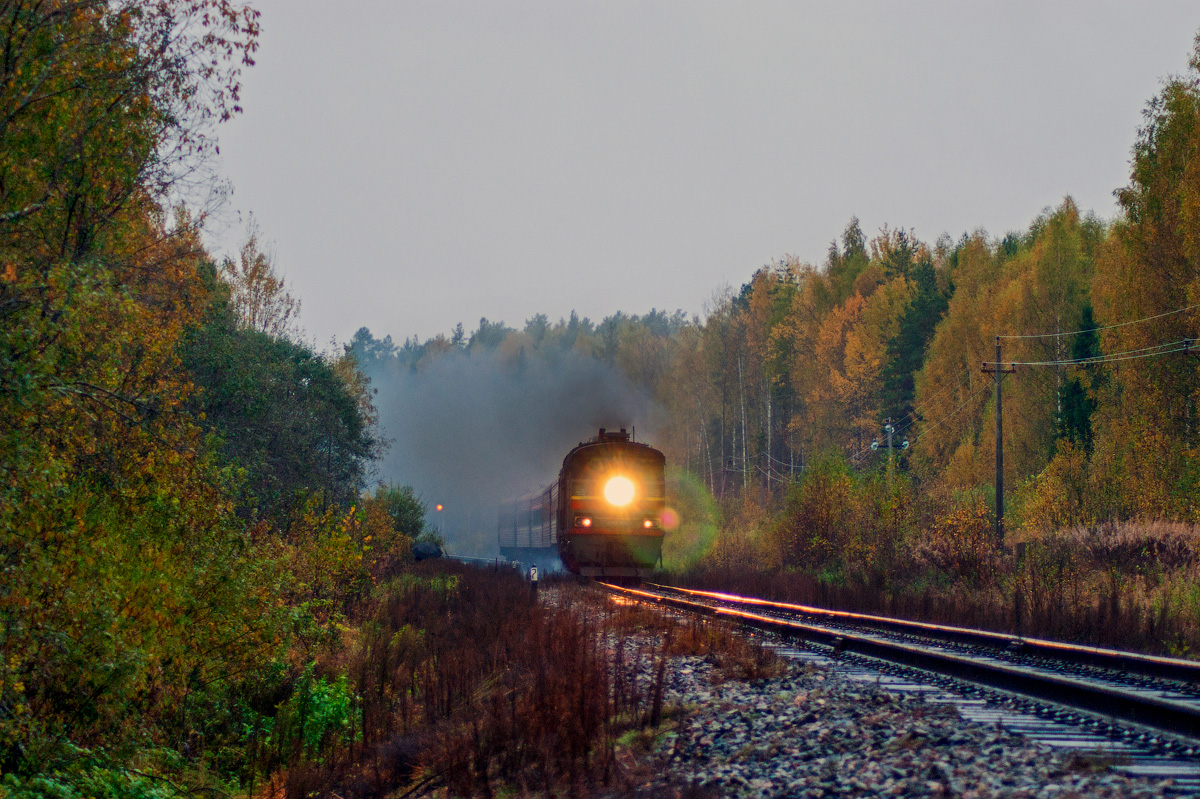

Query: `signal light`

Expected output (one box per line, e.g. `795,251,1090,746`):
643,519,654,528
578,517,592,527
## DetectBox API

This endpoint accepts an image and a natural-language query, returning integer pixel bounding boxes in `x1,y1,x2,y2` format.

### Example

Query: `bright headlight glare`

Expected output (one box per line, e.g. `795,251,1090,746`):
604,476,635,506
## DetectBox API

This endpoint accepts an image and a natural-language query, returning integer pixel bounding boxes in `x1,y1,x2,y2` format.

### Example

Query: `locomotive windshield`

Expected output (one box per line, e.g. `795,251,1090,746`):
569,458,664,512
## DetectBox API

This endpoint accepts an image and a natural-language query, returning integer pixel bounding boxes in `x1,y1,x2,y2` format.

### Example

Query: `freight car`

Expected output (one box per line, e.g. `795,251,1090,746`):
498,428,666,579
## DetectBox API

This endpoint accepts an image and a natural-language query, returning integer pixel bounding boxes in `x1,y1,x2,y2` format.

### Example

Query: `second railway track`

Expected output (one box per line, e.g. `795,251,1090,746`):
602,581,1200,793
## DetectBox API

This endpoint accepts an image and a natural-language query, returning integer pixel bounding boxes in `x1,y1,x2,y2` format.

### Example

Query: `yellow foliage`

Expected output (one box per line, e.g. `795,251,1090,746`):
911,494,1001,584
1014,441,1092,537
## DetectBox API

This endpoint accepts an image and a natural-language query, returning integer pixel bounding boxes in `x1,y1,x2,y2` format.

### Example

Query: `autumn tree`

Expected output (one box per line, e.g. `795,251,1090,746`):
182,276,381,521
910,233,1001,491
874,229,948,425
222,215,301,337
1089,31,1200,517
0,2,279,790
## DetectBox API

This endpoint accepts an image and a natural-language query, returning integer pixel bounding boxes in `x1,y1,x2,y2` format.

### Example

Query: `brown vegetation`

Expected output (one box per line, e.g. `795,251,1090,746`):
678,485,1200,658
271,567,786,799
276,568,645,797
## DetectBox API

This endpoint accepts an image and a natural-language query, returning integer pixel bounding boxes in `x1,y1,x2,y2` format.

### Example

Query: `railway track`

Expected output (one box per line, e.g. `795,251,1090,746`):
601,581,1200,793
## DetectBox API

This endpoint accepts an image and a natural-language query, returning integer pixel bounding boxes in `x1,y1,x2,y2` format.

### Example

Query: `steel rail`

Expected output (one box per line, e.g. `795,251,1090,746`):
603,583,1200,740
650,584,1200,685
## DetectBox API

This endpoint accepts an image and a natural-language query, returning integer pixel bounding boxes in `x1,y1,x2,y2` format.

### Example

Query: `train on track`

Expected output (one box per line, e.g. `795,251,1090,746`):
498,428,665,579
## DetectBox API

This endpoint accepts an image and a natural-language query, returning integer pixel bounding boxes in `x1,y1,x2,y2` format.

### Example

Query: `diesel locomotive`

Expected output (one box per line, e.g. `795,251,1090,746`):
498,428,666,579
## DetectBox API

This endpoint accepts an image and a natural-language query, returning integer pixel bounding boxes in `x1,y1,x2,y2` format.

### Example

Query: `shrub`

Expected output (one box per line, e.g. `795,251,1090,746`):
910,491,1002,586
769,453,853,570
1013,440,1092,536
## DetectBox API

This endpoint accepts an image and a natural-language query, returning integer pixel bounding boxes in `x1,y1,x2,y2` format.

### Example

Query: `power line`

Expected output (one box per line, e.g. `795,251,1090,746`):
718,334,1176,472
997,303,1200,340
891,368,972,433
846,380,990,465
911,382,994,445
986,339,1193,368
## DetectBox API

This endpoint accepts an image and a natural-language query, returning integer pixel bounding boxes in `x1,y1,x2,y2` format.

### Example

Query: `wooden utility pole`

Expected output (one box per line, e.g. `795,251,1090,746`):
982,337,1015,544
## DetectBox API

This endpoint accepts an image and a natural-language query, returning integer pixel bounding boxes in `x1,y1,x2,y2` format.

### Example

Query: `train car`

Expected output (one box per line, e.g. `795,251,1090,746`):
499,428,666,579
497,485,559,571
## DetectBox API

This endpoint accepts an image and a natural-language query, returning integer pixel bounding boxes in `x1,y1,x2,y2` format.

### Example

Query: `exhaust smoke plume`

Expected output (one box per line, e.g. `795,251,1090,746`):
363,349,663,556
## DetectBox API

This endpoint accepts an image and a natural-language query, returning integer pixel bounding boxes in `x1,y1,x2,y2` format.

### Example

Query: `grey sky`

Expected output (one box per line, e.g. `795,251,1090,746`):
212,2,1200,347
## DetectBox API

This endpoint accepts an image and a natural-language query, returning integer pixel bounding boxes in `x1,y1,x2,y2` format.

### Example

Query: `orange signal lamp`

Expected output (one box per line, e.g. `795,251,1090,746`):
436,504,443,512
643,519,654,528
579,517,593,527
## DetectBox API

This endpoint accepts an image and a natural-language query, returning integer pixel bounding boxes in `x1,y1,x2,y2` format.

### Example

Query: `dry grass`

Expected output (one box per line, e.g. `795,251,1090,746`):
279,568,758,798
674,520,1200,658
281,564,622,797
594,590,785,685
660,615,785,684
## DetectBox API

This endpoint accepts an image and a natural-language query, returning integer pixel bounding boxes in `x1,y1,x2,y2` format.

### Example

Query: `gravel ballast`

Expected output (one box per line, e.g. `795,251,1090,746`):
617,646,1176,798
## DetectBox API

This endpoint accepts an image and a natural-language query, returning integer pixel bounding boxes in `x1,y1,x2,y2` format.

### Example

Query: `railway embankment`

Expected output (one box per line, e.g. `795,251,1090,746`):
598,590,1179,798
254,572,1184,797
613,649,1172,798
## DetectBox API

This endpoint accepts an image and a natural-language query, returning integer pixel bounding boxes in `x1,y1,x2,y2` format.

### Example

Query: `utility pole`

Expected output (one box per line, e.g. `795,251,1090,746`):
871,418,909,489
887,420,893,484
982,337,1016,545
1187,340,1198,440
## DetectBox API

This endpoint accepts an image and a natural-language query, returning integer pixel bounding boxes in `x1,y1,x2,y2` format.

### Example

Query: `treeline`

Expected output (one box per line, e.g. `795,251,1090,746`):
6,1,1200,790
355,33,1200,543
0,3,427,796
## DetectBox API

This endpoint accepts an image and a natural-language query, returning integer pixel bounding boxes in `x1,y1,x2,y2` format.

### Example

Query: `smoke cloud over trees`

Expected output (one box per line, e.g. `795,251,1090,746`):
347,315,670,554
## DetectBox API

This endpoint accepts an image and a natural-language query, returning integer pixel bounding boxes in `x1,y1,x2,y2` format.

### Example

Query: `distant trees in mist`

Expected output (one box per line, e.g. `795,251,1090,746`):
349,32,1200,530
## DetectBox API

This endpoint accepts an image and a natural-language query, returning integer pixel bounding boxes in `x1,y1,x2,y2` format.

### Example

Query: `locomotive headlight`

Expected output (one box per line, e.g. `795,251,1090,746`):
603,475,636,506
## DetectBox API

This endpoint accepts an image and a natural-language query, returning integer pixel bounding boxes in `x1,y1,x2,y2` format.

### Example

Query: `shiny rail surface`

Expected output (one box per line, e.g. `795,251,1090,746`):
602,582,1200,741
655,584,1200,684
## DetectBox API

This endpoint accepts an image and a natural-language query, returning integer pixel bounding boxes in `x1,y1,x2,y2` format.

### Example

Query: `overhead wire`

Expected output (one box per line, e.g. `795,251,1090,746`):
709,325,1192,475
911,381,994,446
997,302,1200,340
889,367,972,433
987,339,1194,368
847,307,1197,463
698,302,1200,483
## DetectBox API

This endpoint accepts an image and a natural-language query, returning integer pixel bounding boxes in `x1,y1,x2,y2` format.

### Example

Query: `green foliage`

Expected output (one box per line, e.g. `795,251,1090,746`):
0,3,392,795
181,288,380,521
270,665,357,762
1,761,179,799
1056,305,1100,447
370,483,427,538
878,237,949,424
771,453,854,570
824,217,871,305
0,466,292,770
468,317,514,351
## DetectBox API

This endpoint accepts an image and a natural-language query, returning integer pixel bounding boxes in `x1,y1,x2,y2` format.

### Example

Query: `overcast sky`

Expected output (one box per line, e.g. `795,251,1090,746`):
210,2,1200,348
